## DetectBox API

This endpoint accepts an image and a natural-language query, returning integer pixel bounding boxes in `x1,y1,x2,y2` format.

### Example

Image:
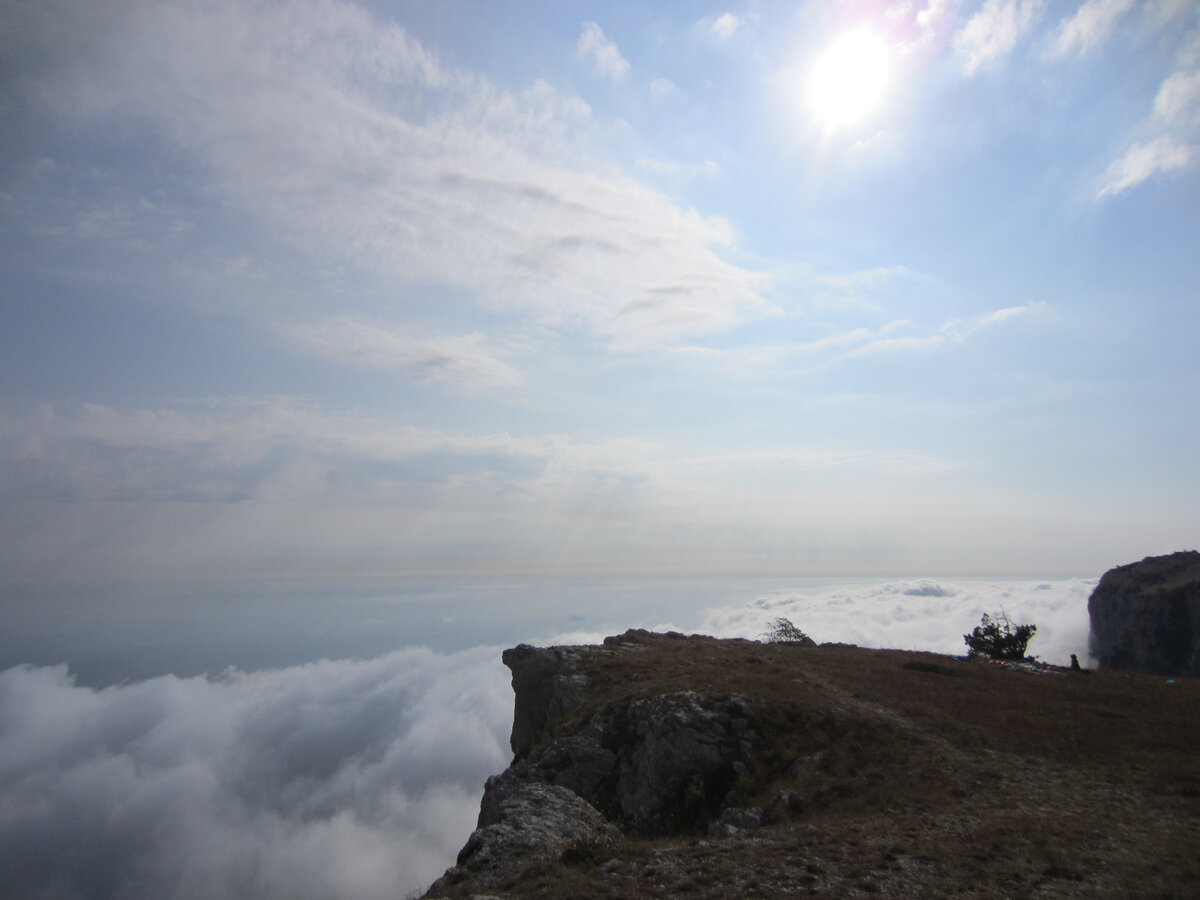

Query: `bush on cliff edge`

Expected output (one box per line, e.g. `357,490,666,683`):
964,610,1037,660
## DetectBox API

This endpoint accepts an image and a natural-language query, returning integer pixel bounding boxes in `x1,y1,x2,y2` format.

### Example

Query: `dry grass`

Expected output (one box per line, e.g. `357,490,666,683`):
428,633,1200,899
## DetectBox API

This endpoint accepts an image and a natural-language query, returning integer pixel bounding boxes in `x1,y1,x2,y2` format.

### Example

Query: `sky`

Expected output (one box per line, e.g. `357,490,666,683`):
2,0,1199,584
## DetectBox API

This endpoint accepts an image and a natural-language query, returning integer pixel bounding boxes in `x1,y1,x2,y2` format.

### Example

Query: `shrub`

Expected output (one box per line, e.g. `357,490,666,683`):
763,616,815,646
902,660,959,676
964,611,1037,660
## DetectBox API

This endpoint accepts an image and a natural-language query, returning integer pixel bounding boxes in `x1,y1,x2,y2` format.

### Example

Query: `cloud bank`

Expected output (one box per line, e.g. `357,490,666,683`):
693,577,1096,667
0,646,511,900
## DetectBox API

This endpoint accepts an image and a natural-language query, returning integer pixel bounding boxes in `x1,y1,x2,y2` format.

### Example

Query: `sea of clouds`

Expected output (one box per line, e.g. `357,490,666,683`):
0,647,512,900
693,577,1097,667
1,577,1096,899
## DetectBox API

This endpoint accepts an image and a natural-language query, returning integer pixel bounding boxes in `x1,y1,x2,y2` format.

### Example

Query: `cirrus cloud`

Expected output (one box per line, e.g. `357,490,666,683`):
283,319,520,391
1097,136,1194,199
954,0,1045,74
1047,0,1135,60
576,21,630,81
9,0,766,347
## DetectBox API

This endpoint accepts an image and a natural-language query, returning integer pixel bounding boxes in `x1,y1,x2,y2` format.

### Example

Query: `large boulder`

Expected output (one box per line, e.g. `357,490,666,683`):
1088,551,1200,677
502,644,589,757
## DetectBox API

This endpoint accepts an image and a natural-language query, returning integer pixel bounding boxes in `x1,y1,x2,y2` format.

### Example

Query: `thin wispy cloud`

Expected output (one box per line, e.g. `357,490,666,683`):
709,12,743,40
979,301,1050,326
1155,69,1200,126
954,0,1045,74
1097,136,1194,199
577,21,630,81
284,319,520,391
12,1,765,345
1046,0,1135,60
650,77,681,99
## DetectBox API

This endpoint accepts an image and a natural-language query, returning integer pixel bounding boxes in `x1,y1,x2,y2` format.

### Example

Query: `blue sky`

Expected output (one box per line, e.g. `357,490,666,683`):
1,0,1198,582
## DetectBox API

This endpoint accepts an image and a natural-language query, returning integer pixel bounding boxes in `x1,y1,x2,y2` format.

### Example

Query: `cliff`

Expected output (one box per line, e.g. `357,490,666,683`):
424,629,1200,899
1088,551,1200,677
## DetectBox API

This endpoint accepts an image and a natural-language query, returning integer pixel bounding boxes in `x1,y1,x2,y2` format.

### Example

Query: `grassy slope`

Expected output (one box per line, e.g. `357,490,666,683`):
431,635,1200,899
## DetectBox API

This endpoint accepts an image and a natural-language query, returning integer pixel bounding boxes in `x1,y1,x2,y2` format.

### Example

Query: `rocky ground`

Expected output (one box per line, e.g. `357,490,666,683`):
422,631,1200,899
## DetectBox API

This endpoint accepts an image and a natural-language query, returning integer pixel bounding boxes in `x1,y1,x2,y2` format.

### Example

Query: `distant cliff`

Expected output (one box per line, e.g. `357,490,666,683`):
424,629,1200,899
1088,551,1200,677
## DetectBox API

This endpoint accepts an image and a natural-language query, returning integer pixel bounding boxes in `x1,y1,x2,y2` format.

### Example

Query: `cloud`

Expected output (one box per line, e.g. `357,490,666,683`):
0,397,973,579
915,0,958,39
1046,0,1135,60
1097,136,1194,199
0,646,512,900
635,157,721,179
1155,69,1200,126
709,12,743,39
695,577,1096,667
954,0,1045,74
978,300,1050,326
844,334,947,357
283,319,520,391
10,1,766,345
650,77,681,100
0,399,569,504
576,21,630,81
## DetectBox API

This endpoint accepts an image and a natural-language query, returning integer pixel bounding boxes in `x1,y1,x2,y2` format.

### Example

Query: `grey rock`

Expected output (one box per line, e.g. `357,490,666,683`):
458,773,616,868
531,716,618,803
615,691,754,831
1088,551,1200,677
503,644,589,757
429,634,764,898
707,806,764,835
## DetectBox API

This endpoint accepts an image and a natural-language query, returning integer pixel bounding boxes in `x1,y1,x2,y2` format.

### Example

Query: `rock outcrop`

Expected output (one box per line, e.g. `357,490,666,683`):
426,629,759,894
1088,550,1200,677
423,626,1200,899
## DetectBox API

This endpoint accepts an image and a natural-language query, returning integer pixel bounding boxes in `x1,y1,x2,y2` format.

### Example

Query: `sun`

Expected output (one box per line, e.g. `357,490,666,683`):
807,29,891,129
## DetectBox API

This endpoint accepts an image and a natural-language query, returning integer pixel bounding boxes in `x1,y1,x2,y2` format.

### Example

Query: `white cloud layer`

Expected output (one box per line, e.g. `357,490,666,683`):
694,577,1096,667
955,0,1045,74
0,646,512,900
1097,136,1194,199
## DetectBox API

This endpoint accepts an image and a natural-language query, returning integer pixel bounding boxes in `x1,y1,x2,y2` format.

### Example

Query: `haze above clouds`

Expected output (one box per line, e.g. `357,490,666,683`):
2,0,1197,581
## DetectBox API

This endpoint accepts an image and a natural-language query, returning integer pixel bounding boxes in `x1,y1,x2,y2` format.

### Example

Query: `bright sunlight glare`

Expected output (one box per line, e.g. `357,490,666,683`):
807,29,891,129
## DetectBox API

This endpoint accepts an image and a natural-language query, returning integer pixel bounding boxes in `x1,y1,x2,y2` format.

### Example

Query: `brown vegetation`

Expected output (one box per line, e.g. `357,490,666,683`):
429,634,1200,898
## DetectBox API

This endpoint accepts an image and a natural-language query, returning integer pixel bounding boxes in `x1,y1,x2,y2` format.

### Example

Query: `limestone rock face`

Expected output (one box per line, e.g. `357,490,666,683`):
461,771,615,867
614,690,755,831
431,631,759,892
1088,551,1200,677
502,644,588,757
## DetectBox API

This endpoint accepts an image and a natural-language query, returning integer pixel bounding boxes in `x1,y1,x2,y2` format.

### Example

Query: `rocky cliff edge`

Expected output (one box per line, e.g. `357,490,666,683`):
1088,550,1200,677
424,628,1200,899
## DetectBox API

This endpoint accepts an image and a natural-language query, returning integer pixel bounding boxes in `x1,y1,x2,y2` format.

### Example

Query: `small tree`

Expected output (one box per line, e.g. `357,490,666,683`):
964,610,1036,660
763,616,815,646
